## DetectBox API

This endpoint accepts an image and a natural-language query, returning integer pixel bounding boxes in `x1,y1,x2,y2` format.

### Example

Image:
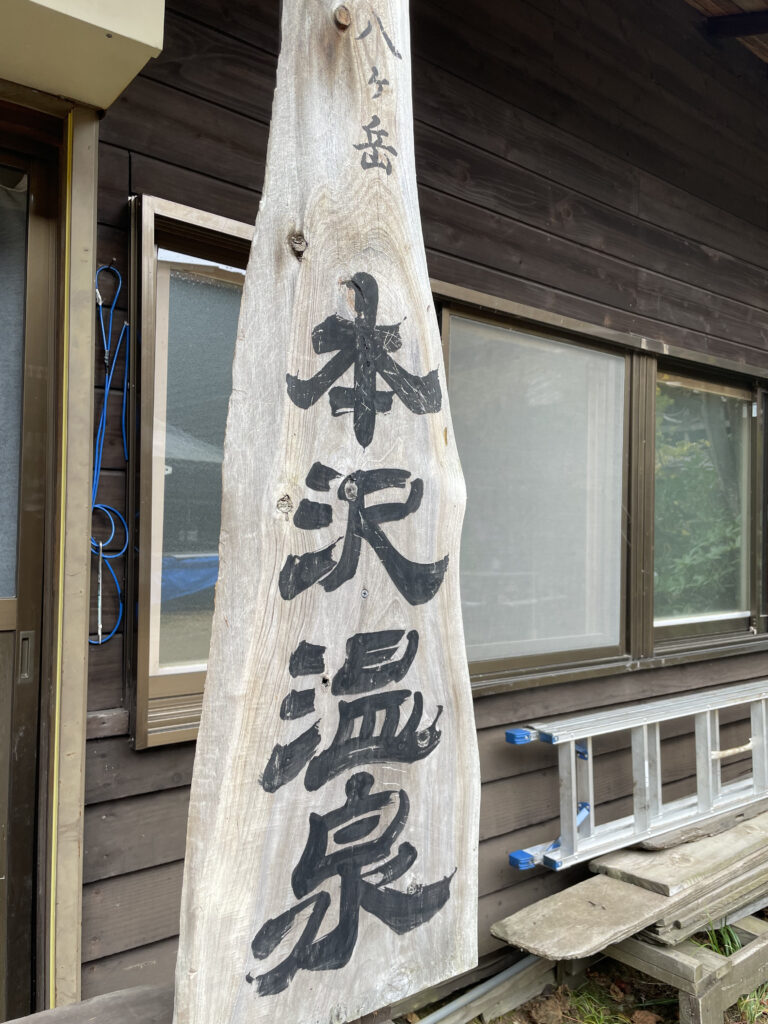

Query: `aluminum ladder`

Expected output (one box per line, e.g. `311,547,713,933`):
506,677,768,871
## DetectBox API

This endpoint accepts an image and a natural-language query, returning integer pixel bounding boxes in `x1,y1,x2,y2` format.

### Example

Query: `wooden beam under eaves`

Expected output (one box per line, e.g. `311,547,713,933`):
706,9,768,37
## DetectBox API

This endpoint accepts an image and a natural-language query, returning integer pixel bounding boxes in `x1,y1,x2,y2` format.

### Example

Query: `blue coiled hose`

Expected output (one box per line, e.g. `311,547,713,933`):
90,264,130,644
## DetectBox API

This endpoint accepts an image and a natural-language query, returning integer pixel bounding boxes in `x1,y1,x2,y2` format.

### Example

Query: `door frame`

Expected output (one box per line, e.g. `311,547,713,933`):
0,85,98,1013
0,141,58,1020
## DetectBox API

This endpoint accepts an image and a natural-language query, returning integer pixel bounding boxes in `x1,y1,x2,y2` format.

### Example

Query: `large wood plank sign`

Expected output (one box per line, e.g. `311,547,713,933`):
173,2,480,1021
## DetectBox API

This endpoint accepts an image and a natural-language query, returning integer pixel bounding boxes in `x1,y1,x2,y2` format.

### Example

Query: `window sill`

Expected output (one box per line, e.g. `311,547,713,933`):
470,633,768,698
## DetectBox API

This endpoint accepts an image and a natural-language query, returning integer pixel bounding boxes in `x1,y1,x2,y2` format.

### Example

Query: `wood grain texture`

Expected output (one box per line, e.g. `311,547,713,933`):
82,861,184,963
10,985,173,1023
87,639,124,712
174,2,480,1021
84,788,190,883
472,652,768,729
86,708,130,740
88,0,768,993
82,942,178,1001
85,738,195,805
490,874,670,960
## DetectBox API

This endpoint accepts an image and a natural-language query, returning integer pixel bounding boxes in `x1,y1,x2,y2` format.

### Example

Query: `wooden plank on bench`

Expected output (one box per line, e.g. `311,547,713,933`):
490,874,669,959
591,810,768,894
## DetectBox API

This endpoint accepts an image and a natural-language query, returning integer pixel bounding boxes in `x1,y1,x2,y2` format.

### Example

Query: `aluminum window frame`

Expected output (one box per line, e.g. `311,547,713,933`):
432,281,768,696
441,303,632,682
133,196,252,749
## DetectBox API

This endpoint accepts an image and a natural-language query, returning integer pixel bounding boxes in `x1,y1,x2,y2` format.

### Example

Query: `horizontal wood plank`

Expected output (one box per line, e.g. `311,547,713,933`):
477,867,586,957
471,651,768,729
81,939,178,1000
86,708,130,741
82,861,184,962
101,77,267,193
142,12,276,125
164,0,279,51
11,985,173,1023
130,154,259,226
85,737,195,805
422,187,768,357
416,123,768,314
429,249,768,375
88,637,124,712
98,143,131,229
84,788,190,882
416,0,768,223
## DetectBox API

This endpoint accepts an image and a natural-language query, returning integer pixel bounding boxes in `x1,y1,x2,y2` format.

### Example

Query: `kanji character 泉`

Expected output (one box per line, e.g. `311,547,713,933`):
246,772,453,994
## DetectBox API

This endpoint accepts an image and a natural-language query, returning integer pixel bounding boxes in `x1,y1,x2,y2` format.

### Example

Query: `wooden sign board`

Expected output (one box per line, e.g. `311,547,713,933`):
173,2,480,1021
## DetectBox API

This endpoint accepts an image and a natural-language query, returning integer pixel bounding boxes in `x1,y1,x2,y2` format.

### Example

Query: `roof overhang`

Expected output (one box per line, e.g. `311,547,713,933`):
1,0,164,109
682,1,768,63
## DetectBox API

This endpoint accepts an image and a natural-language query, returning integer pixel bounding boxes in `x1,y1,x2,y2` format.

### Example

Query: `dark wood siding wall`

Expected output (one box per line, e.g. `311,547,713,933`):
84,0,768,998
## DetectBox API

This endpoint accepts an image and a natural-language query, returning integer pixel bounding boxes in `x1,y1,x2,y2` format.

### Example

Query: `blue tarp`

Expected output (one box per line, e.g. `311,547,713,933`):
161,553,219,601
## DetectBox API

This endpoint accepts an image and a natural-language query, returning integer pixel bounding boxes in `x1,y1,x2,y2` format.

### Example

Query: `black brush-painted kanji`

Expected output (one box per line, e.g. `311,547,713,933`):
246,773,453,995
286,273,441,448
279,467,448,605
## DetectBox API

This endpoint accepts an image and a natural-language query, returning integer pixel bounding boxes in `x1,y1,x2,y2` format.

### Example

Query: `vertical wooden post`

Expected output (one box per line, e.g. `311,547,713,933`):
173,2,480,1022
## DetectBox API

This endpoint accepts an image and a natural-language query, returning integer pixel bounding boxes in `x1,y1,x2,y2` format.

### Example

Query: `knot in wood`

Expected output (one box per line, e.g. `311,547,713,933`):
276,494,294,517
288,233,307,258
333,5,351,29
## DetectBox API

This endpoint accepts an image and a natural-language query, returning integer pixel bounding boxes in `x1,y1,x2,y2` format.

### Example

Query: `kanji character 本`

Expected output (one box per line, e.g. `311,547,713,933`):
260,630,443,793
354,115,397,174
368,65,389,98
279,464,449,605
246,772,453,995
356,13,403,58
286,273,442,448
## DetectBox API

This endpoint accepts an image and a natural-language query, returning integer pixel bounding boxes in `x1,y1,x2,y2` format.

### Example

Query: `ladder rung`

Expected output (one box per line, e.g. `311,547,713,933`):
507,683,768,871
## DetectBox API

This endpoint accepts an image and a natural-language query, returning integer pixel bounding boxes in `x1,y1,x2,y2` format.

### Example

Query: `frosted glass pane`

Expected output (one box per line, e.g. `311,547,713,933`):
158,267,242,667
654,378,750,623
0,168,28,600
449,317,625,662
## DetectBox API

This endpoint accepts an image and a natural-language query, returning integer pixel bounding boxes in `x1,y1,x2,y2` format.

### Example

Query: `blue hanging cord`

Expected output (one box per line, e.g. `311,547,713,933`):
90,264,130,645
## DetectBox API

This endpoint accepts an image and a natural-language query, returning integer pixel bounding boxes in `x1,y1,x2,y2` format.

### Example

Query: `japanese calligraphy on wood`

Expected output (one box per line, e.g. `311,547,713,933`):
173,2,480,1022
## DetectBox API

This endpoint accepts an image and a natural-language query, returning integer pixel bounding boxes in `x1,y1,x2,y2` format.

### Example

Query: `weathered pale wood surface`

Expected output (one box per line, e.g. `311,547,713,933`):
173,2,480,1022
591,810,768,895
609,917,768,1024
491,875,669,959
638,797,768,849
11,986,173,1023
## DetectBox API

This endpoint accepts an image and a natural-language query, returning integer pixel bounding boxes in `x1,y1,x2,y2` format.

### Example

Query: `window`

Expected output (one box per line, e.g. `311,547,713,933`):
135,197,252,748
447,314,626,666
654,374,754,641
442,304,766,685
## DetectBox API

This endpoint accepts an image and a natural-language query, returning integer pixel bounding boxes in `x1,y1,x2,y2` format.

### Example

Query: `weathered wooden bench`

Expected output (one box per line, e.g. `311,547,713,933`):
607,915,768,1024
11,985,172,1023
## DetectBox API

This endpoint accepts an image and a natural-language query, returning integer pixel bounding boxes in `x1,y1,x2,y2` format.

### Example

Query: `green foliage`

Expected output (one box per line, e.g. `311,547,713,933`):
693,925,768,1022
695,922,742,957
654,385,745,620
737,981,768,1024
566,989,631,1024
